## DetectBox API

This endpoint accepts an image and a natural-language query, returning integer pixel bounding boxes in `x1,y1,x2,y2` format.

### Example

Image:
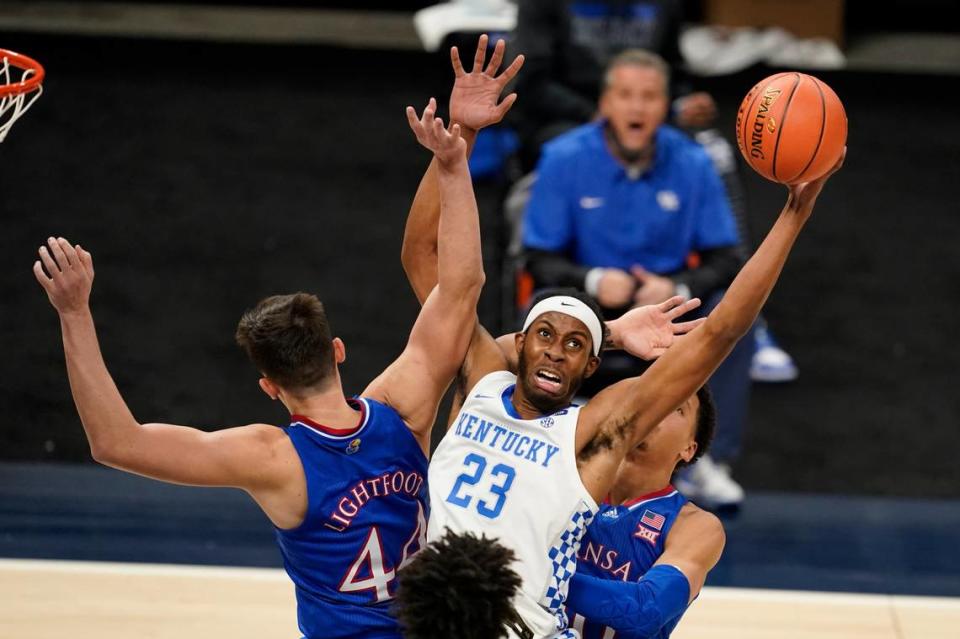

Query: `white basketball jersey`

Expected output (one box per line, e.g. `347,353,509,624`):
428,371,598,639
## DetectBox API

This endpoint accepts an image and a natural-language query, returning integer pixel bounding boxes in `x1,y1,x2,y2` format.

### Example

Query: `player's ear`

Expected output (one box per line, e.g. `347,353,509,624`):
332,337,346,364
680,440,698,464
259,377,280,400
514,331,525,354
583,354,601,378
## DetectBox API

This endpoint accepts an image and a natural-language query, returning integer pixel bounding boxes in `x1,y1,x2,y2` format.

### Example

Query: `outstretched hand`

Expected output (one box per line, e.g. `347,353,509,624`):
612,296,705,360
33,236,95,315
449,34,524,131
406,97,467,167
785,147,846,217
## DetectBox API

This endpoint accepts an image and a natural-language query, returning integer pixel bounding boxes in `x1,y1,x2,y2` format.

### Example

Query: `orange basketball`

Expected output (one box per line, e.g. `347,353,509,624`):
735,72,847,184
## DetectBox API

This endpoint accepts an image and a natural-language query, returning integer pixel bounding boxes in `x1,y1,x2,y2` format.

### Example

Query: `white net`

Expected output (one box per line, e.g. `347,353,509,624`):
1,54,43,143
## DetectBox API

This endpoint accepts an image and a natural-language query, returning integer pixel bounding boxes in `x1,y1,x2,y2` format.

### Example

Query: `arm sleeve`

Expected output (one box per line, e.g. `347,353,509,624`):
566,565,690,639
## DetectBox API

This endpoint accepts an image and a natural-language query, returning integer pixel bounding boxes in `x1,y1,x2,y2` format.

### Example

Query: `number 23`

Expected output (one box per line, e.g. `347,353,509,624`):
445,453,516,519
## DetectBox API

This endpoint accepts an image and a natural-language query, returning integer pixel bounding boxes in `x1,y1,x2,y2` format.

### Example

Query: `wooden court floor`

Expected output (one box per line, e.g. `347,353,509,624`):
2,558,958,639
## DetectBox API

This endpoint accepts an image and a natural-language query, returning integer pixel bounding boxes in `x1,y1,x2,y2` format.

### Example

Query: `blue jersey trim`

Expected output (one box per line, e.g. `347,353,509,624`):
501,384,523,419
500,383,576,421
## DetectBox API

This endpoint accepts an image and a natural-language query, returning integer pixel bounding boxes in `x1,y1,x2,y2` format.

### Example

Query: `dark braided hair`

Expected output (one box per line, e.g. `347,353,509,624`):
394,529,523,639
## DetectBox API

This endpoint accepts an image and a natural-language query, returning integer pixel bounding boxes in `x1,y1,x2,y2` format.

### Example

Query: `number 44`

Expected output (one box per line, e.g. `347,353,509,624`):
338,501,428,602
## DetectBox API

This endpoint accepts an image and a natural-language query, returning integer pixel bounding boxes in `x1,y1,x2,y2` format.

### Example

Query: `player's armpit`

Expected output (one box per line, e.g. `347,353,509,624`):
462,323,512,390
443,324,512,429
654,505,726,601
494,332,520,371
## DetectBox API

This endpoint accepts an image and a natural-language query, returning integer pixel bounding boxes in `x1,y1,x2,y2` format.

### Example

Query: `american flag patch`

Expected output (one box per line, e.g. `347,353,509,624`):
640,509,665,531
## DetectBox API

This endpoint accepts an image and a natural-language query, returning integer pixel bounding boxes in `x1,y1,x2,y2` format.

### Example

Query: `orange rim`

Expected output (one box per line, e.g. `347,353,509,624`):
0,49,45,97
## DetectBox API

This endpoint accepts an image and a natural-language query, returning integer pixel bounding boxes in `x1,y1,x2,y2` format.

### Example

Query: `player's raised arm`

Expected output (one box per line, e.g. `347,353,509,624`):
362,101,486,444
402,35,522,304
384,36,525,432
33,239,296,516
400,36,524,417
576,152,846,498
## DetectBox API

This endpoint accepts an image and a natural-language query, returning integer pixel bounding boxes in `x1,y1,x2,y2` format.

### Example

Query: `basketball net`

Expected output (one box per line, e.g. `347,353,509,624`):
1,50,44,143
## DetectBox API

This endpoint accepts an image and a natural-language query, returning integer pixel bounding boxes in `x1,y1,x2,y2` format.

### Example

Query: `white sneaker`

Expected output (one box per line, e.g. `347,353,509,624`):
751,325,799,383
675,455,745,508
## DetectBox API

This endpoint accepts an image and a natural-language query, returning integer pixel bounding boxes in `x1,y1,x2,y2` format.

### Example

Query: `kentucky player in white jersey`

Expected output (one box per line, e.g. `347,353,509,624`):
398,62,846,634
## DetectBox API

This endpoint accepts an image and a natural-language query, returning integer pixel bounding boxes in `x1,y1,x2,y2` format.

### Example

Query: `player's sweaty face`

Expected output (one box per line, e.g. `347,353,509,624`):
600,65,669,155
517,313,595,412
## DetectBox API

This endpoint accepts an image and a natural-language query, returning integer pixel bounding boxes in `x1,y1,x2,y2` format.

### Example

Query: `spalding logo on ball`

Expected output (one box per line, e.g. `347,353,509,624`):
735,72,847,184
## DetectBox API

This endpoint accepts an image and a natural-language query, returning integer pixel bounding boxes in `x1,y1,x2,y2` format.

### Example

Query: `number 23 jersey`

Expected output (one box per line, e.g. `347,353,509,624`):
428,371,599,638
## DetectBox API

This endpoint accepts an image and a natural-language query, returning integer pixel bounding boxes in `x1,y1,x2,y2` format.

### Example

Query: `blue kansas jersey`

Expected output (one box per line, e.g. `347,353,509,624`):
568,485,688,639
275,397,429,639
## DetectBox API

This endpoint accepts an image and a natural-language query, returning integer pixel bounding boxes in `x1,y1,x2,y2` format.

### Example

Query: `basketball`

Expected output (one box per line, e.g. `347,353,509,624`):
735,72,847,184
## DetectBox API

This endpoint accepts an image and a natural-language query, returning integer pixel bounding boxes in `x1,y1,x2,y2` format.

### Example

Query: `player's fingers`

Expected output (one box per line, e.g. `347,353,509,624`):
47,236,71,269
497,54,524,86
830,146,847,173
38,245,60,277
433,116,446,140
472,34,488,72
449,123,461,141
450,45,465,77
58,237,79,267
423,97,436,123
665,296,701,318
657,295,685,312
673,317,706,334
495,93,518,118
406,105,420,130
485,38,505,76
76,244,95,278
32,260,53,289
671,297,702,318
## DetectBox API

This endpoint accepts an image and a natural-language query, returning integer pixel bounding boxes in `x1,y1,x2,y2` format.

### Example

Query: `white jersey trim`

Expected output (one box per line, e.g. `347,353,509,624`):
625,489,680,511
290,398,372,440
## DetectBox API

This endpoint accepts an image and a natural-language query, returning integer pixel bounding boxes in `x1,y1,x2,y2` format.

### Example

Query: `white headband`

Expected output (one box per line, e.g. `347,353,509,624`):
521,295,604,356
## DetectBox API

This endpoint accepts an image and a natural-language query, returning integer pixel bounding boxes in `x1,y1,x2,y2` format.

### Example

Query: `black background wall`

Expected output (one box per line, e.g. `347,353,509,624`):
1,31,958,497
